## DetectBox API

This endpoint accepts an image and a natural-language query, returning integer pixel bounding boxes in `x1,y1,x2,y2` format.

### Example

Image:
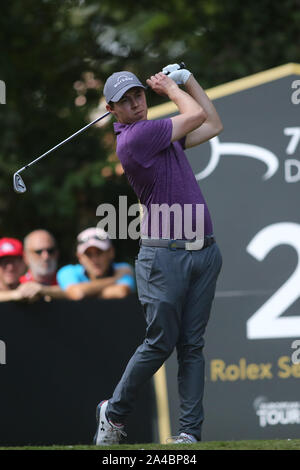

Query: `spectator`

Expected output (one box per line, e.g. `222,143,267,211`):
19,229,66,301
57,227,135,300
0,237,27,301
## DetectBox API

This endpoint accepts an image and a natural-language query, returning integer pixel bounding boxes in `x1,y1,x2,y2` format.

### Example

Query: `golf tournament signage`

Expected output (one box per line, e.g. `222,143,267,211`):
150,63,300,441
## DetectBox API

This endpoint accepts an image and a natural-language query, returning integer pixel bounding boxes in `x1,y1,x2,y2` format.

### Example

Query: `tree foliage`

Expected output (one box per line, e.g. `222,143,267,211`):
0,0,299,264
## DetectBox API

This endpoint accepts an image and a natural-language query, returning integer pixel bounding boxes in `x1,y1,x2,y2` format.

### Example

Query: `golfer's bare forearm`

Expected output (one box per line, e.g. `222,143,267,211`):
167,84,206,117
184,75,223,130
146,73,207,140
167,85,207,141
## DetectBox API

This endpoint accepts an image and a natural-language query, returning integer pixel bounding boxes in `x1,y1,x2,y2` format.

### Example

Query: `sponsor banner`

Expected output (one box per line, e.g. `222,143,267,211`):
165,297,300,440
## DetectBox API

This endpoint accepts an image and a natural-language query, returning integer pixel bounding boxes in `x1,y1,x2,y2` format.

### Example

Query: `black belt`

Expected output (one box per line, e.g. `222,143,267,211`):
139,235,215,251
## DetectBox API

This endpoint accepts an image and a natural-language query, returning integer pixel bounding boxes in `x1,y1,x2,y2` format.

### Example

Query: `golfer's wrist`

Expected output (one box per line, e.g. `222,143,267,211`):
180,69,192,85
184,72,193,86
167,83,184,101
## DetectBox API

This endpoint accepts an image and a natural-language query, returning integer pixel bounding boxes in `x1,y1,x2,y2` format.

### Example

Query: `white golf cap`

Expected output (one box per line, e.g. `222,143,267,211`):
76,227,111,255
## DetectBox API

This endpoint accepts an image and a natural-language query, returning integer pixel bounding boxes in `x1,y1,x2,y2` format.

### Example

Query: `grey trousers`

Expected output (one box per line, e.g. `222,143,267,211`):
107,242,222,440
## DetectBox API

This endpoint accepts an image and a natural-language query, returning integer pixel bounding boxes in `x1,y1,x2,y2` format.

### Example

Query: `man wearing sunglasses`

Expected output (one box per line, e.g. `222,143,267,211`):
19,229,66,301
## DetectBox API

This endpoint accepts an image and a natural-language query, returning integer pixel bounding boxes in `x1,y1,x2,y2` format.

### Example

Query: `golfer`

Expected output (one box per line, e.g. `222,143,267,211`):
94,64,223,445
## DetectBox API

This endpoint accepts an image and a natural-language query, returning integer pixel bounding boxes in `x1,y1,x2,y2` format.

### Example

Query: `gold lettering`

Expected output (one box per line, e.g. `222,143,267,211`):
226,364,240,381
210,359,226,381
210,358,274,382
247,364,260,380
277,356,291,378
277,356,300,379
239,358,247,380
260,363,273,379
292,363,300,378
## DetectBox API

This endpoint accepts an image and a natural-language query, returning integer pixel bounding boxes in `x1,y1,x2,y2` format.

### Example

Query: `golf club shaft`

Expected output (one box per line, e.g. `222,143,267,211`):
17,63,186,174
17,111,110,174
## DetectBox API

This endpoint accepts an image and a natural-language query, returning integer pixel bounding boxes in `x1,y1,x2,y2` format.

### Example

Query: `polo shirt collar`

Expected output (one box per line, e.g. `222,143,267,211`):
114,122,127,135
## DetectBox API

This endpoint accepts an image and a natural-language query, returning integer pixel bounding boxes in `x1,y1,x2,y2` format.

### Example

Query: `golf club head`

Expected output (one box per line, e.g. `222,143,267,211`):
13,172,27,193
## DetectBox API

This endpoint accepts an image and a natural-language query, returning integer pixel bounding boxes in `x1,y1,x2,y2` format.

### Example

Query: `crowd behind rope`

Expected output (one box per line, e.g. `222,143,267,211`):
0,228,135,303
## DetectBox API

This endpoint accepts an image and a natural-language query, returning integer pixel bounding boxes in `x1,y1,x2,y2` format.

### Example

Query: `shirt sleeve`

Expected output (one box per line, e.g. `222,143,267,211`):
127,119,172,168
113,263,136,292
57,265,85,290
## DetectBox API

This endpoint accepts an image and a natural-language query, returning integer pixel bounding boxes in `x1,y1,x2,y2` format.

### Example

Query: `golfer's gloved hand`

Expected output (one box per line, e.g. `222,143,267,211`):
162,63,191,85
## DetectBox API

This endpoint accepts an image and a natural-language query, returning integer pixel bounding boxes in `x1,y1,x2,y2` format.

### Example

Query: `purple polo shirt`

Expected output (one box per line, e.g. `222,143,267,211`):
114,118,213,239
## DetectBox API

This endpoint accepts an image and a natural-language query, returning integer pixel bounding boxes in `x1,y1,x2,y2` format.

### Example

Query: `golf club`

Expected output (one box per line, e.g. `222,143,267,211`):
13,62,186,194
13,111,110,193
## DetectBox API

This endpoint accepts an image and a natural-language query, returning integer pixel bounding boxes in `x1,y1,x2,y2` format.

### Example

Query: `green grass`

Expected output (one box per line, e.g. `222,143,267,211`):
0,439,300,450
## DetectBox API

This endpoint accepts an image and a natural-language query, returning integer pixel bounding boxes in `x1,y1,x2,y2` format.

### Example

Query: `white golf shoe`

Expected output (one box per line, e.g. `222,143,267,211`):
167,432,198,444
93,400,126,446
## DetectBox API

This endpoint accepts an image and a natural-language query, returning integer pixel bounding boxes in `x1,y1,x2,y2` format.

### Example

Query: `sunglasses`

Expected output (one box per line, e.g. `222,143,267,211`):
33,247,57,256
77,234,109,244
0,256,23,266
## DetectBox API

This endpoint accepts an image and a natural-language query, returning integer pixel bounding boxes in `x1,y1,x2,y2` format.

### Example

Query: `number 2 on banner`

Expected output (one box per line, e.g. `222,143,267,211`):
246,222,300,339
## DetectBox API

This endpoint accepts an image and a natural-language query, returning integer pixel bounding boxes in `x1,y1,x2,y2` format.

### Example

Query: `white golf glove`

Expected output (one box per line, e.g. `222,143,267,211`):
162,63,191,85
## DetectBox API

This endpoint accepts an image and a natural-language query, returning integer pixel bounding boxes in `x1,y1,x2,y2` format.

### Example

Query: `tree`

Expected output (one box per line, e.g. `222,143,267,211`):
0,1,137,264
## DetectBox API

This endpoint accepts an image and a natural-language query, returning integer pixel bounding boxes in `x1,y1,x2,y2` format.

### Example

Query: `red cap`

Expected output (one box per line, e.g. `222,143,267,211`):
0,238,23,258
